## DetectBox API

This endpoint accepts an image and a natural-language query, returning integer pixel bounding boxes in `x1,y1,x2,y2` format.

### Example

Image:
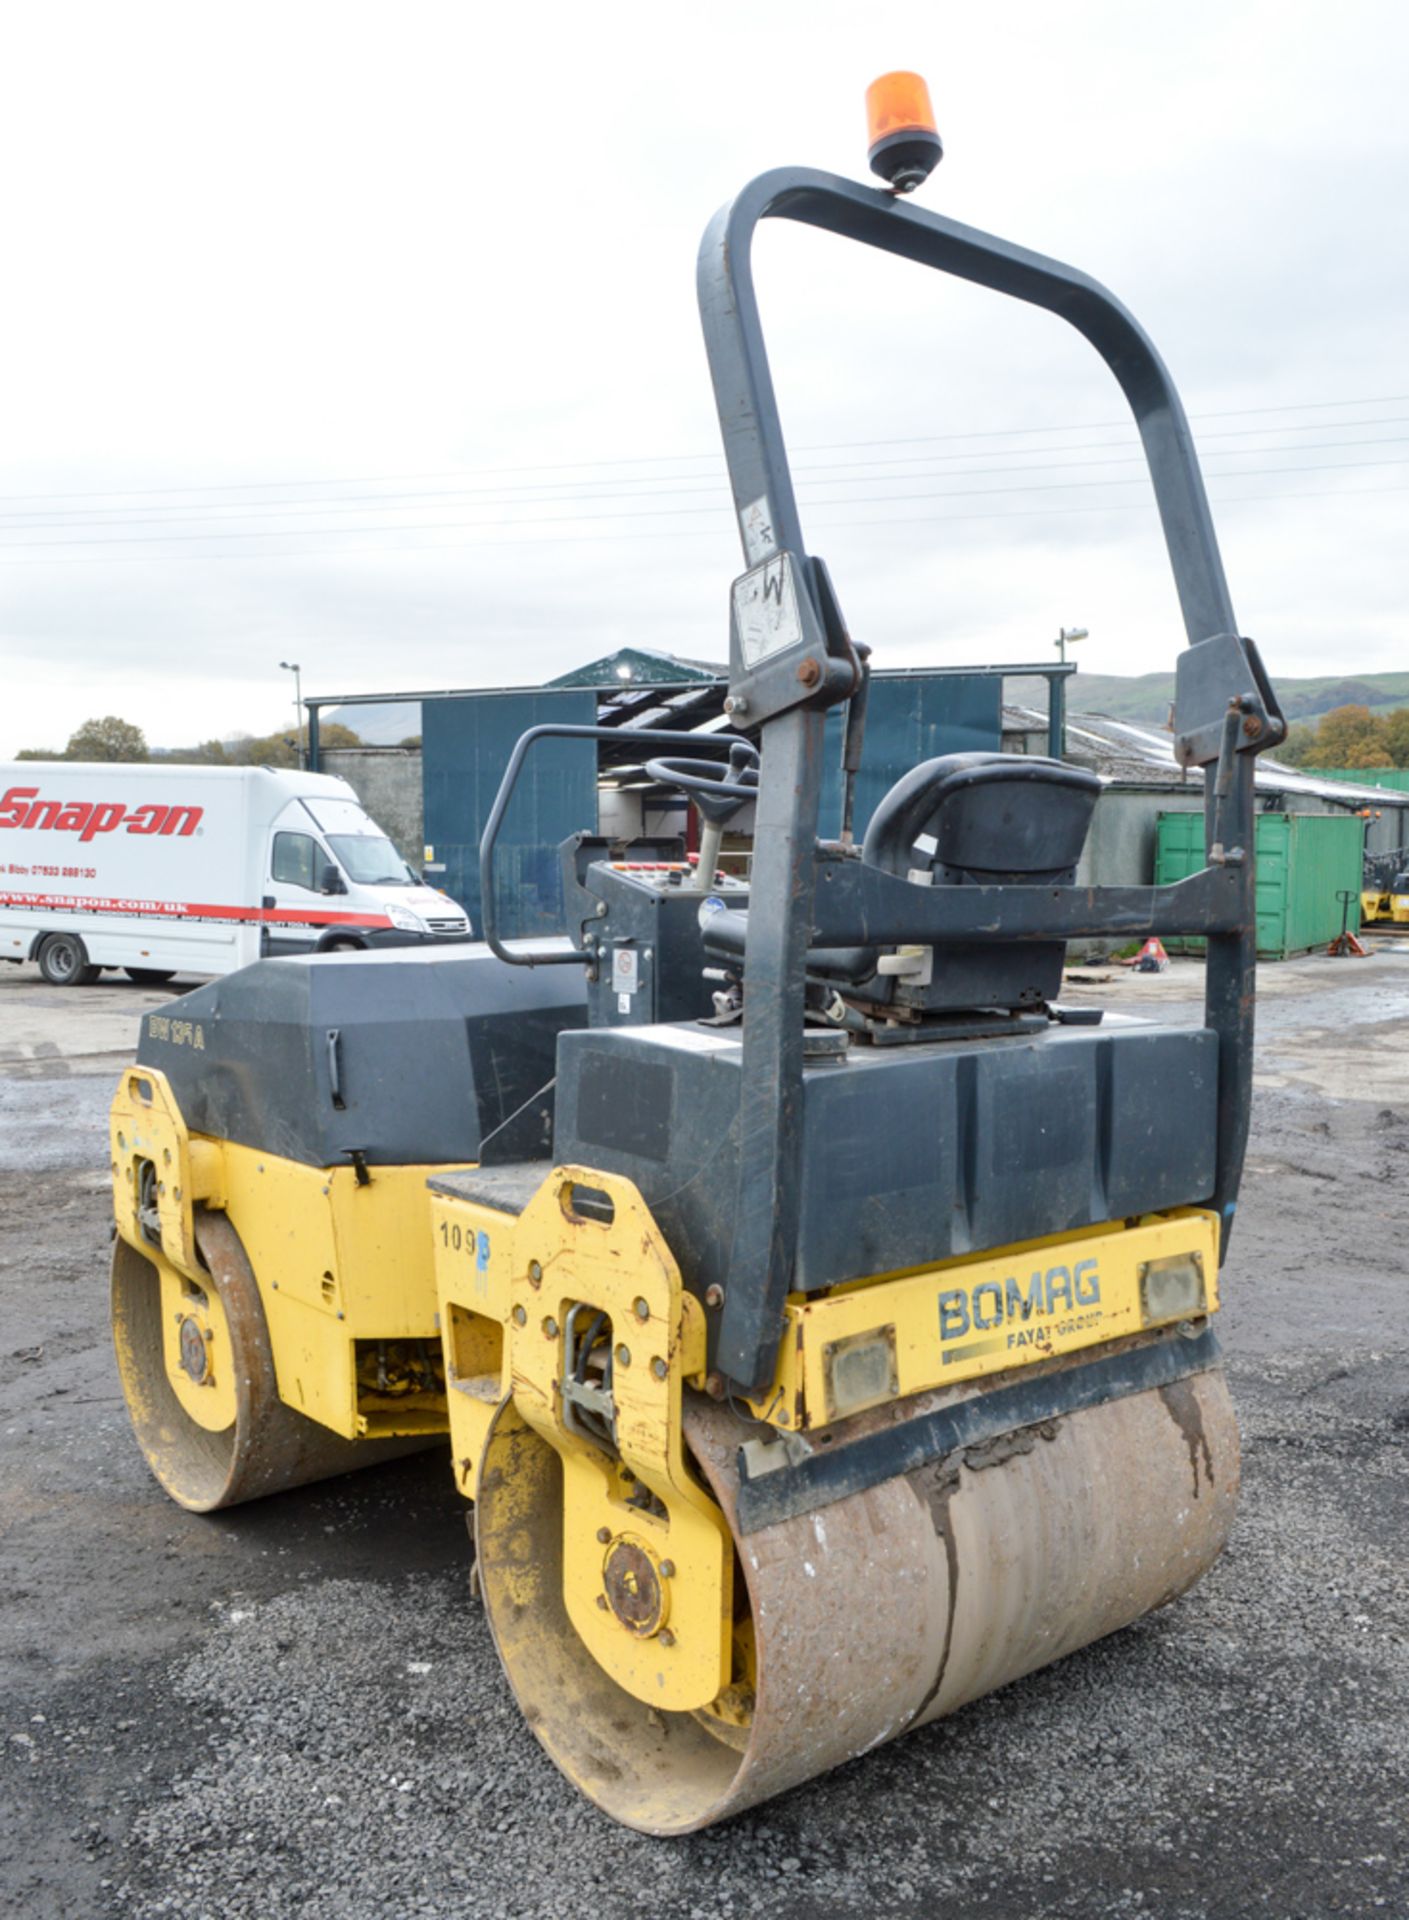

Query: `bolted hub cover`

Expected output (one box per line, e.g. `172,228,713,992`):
178,1315,209,1384
602,1538,664,1636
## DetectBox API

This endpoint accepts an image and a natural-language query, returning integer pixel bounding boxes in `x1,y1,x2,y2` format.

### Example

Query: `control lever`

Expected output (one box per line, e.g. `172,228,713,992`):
839,643,873,846
1209,697,1251,866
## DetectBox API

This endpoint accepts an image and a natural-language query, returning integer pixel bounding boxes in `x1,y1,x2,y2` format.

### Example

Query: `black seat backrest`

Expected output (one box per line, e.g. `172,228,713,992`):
857,753,1102,1015
699,753,1102,1018
862,752,1100,883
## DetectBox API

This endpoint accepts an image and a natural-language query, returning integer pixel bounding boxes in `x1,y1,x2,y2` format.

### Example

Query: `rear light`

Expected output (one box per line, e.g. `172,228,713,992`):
1139,1252,1207,1325
823,1324,899,1420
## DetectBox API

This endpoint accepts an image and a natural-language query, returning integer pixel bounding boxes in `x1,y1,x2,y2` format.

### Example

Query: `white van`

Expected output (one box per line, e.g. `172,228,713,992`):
0,763,470,985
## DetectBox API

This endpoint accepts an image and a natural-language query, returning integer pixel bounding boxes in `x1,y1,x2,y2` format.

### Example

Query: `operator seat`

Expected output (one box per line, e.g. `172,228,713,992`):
702,752,1101,1013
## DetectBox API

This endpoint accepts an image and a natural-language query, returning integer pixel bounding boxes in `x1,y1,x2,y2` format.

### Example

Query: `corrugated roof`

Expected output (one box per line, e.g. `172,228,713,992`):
546,646,726,688
1004,705,1409,809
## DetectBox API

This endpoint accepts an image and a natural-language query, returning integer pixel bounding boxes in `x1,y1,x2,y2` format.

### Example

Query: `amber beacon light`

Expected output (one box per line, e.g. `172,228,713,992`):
865,71,942,193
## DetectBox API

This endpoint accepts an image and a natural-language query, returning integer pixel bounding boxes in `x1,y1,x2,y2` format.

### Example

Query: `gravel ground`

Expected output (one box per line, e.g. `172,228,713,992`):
1,954,1407,1919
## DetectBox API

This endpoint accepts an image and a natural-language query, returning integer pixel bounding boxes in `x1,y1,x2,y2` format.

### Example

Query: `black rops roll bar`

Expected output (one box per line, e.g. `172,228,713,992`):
478,725,753,968
694,168,1285,1394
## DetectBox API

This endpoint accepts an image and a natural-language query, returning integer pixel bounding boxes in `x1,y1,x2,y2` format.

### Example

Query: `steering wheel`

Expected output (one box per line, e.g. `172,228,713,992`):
642,741,760,823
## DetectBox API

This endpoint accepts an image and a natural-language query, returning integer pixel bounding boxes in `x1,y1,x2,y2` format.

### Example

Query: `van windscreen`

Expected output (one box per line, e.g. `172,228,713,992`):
327,834,410,886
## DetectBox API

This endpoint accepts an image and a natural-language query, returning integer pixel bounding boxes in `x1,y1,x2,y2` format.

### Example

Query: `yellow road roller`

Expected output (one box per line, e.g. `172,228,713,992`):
110,77,1288,1833
1362,852,1409,929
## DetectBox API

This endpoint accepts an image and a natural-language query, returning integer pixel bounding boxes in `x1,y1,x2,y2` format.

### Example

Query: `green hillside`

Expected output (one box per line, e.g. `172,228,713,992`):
1009,669,1409,727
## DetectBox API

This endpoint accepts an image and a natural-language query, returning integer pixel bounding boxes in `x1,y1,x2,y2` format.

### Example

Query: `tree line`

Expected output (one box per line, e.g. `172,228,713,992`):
10,716,419,764
1275,703,1409,770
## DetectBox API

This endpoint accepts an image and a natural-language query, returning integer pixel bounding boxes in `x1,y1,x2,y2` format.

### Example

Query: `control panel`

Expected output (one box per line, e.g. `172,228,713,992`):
580,859,749,1029
598,858,749,893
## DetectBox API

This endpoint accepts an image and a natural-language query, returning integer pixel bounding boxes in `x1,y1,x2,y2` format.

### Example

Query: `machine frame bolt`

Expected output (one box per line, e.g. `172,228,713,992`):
615,1344,631,1368
651,1357,668,1380
512,1306,527,1327
633,1297,650,1320
704,1285,724,1309
543,1316,559,1339
723,694,748,716
796,657,821,687
528,1261,543,1288
596,1526,612,1544
658,1628,676,1648
658,1560,675,1580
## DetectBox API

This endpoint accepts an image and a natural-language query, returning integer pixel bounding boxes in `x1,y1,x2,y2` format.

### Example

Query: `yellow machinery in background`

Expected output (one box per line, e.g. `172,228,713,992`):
109,76,1287,1832
1361,848,1409,929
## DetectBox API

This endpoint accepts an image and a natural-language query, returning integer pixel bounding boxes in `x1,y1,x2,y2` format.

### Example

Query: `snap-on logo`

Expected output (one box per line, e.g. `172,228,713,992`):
0,786,203,844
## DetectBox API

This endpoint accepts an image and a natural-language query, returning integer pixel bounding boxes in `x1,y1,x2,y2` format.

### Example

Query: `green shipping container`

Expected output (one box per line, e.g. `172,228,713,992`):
1154,811,1367,959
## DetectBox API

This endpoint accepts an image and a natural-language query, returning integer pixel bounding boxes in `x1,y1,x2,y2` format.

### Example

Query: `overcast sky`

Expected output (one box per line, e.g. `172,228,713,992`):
2,0,1406,757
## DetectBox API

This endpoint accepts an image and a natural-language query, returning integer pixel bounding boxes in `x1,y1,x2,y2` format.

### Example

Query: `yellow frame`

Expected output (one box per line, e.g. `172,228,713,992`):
741,1208,1220,1431
109,1068,449,1442
433,1168,732,1714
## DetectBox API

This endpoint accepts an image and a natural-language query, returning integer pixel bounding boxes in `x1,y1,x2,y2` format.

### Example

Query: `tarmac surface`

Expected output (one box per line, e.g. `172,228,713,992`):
1,948,1406,1919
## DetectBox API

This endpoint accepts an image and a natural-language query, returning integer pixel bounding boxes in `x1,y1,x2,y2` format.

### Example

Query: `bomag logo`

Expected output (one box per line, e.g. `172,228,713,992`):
0,786,203,844
938,1258,1101,1362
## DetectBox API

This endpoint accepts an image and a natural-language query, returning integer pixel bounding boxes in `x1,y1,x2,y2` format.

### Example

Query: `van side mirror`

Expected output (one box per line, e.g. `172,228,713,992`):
320,864,346,896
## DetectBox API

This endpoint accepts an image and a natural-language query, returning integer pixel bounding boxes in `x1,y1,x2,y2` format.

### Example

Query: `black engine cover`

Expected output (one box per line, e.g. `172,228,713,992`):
554,1018,1218,1298
137,946,587,1168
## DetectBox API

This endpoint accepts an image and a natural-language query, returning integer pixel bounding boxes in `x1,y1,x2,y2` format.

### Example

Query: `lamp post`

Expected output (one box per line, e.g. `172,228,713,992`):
1048,627,1088,760
279,661,303,768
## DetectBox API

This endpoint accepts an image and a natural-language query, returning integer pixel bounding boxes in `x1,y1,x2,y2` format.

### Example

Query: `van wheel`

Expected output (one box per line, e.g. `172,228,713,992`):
37,933,101,986
124,968,176,985
323,938,362,953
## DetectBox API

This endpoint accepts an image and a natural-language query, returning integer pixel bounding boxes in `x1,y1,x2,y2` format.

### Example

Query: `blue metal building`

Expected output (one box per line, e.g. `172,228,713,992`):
311,651,1068,937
